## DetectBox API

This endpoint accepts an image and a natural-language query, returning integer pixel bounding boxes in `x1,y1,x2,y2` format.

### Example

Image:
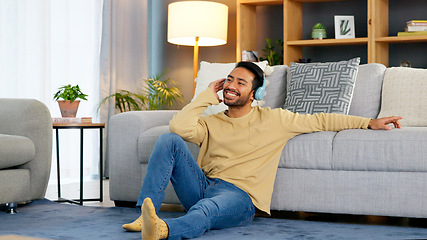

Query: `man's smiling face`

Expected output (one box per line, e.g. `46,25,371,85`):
223,67,255,107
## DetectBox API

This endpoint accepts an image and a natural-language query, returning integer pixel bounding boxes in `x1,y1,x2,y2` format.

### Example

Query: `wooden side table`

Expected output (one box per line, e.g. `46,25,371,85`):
53,123,105,205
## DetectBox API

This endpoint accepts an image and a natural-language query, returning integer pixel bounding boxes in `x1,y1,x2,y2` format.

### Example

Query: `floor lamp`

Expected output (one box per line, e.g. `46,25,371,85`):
167,1,228,94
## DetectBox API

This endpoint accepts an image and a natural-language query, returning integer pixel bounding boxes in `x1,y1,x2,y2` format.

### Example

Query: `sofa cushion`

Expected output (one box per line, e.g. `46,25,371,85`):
279,131,336,169
284,57,360,115
348,63,386,119
0,134,35,169
377,67,427,127
333,128,427,171
138,126,200,164
263,65,288,109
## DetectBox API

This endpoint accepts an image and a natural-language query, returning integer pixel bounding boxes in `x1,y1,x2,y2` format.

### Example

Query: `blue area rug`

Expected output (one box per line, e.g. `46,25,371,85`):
1,199,427,239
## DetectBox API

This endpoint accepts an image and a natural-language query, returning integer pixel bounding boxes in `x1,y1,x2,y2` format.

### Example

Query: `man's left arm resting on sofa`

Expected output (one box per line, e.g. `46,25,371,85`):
282,111,403,136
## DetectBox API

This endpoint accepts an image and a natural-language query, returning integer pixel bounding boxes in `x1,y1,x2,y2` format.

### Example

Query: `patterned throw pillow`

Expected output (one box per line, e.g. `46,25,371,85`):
377,67,427,127
284,57,360,115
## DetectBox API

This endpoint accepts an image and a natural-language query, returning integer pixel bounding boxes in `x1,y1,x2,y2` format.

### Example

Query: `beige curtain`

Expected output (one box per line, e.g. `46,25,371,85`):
99,0,149,177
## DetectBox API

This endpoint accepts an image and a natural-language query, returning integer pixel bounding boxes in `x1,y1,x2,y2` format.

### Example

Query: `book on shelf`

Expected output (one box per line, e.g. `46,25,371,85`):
406,25,427,32
52,117,92,124
397,31,427,36
407,20,427,26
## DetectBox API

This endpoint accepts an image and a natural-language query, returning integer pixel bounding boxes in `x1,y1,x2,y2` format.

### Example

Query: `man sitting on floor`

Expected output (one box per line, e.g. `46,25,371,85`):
122,61,402,240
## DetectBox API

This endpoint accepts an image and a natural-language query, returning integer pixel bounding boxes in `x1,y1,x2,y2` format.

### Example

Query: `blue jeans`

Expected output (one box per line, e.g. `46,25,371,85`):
136,133,255,239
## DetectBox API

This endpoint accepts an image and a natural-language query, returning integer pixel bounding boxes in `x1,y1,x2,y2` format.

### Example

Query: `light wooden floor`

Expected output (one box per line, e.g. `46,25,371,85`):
45,179,115,207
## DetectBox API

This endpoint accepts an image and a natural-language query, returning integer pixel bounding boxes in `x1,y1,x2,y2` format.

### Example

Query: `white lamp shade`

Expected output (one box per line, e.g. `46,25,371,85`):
167,1,228,47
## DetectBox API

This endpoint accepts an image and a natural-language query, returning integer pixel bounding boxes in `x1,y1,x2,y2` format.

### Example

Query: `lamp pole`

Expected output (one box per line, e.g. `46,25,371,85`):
193,36,200,94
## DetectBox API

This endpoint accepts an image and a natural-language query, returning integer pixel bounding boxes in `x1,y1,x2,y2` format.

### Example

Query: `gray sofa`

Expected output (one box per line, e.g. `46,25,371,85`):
108,63,427,218
0,99,52,213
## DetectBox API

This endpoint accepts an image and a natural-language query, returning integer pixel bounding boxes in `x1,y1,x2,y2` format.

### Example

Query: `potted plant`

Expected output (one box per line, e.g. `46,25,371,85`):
312,23,327,39
259,38,283,66
99,72,183,113
53,84,88,117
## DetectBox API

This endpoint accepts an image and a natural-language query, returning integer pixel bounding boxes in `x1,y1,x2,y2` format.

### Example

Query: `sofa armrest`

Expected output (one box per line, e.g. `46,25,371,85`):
0,98,52,200
108,110,178,201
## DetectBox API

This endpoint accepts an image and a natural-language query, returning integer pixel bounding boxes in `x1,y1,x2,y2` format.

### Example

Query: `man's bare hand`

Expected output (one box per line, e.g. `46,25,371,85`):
208,78,226,103
368,116,403,130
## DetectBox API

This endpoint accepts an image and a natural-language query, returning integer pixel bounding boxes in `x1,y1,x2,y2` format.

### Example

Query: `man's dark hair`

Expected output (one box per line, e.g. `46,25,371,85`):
235,61,264,92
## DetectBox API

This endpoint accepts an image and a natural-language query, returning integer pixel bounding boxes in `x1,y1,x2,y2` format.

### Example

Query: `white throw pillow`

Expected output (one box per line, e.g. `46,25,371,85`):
192,61,272,115
377,67,427,127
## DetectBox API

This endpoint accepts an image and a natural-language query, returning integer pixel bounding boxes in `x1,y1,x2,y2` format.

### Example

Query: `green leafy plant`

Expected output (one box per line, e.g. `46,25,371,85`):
259,38,283,66
313,23,325,29
99,72,183,113
340,20,351,35
53,84,88,102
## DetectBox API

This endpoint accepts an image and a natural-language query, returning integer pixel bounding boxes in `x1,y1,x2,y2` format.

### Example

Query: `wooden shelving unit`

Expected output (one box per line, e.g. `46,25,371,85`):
375,36,427,43
236,0,427,66
287,38,368,46
239,0,283,5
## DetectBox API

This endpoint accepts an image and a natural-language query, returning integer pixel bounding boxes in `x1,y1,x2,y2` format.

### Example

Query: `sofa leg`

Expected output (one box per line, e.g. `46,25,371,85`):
114,200,137,208
6,202,18,214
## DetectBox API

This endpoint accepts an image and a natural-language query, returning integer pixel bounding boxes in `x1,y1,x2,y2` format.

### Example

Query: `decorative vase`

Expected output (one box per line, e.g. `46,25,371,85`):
312,29,327,39
58,100,80,118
